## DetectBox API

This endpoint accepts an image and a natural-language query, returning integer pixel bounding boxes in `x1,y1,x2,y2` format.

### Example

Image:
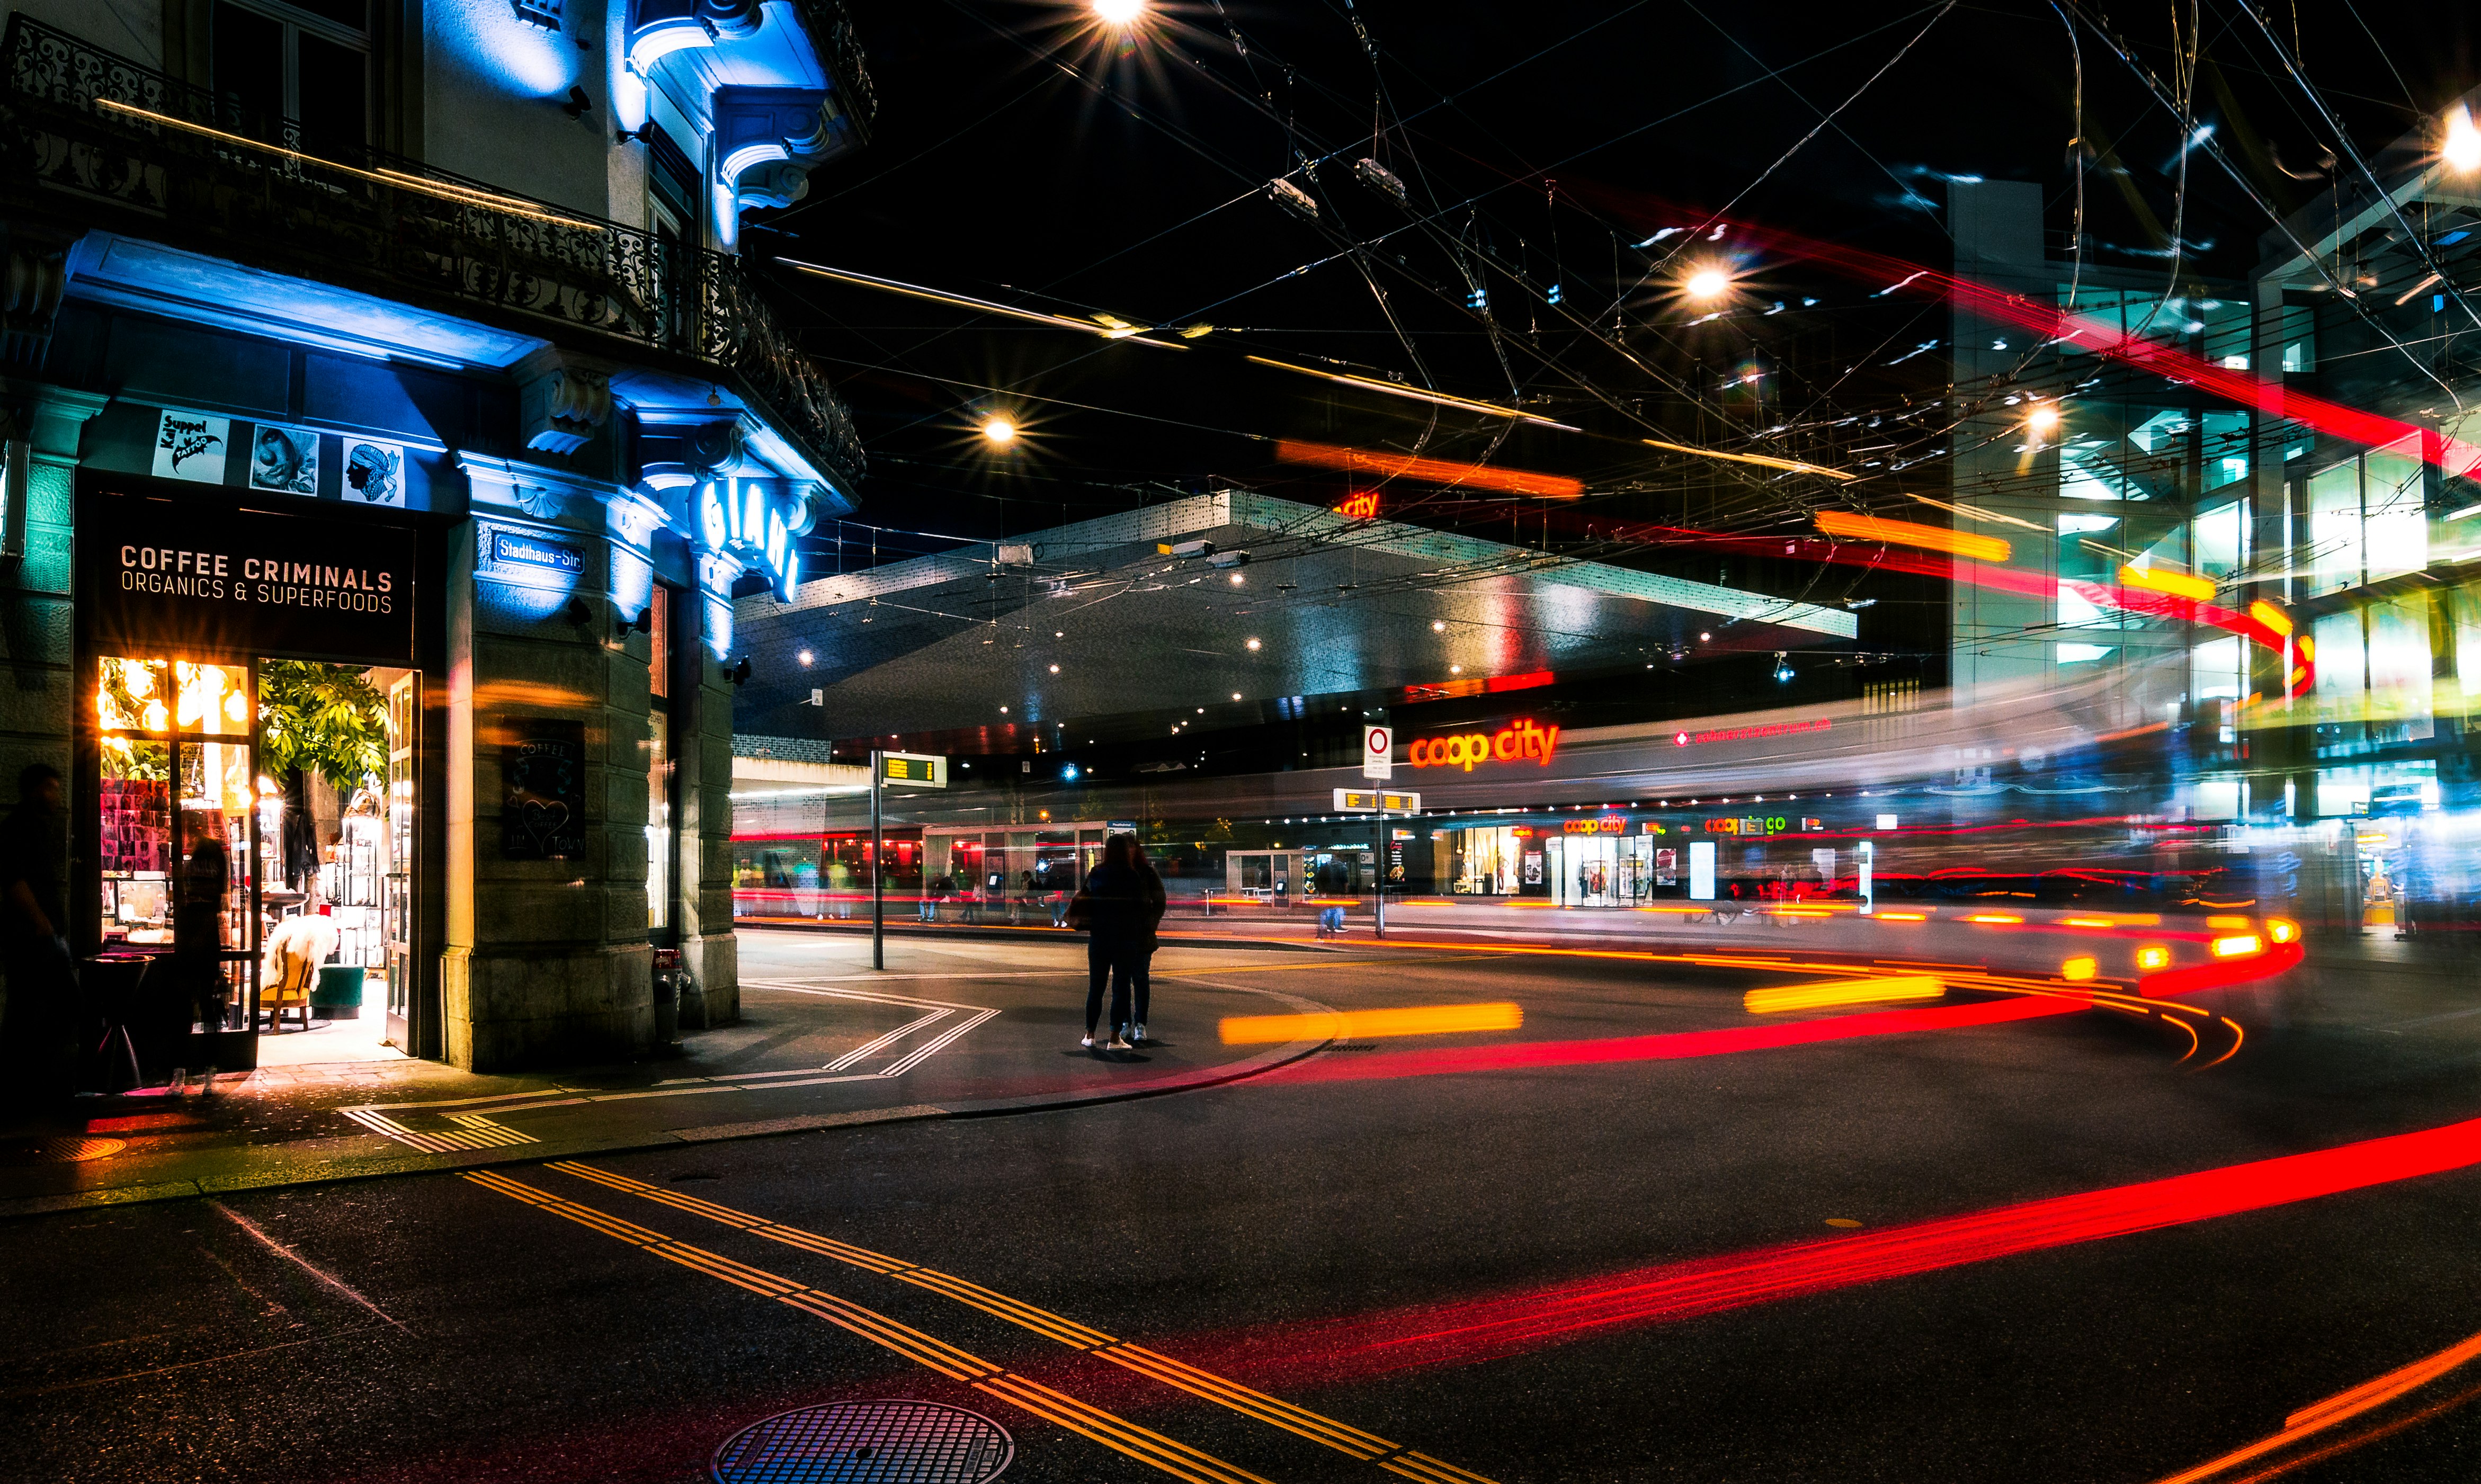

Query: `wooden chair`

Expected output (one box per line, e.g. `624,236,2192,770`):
258,944,317,1033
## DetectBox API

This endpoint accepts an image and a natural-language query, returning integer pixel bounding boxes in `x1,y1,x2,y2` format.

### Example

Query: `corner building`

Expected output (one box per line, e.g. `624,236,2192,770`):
0,0,871,1070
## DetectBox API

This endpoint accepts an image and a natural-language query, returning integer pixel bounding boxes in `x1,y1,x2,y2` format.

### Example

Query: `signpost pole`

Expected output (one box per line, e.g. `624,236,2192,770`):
1375,804,1387,940
870,749,885,971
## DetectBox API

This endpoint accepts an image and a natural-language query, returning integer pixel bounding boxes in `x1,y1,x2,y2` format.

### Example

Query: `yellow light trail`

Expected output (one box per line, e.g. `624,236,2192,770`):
1743,975,1944,1015
1815,509,2011,562
1639,436,1854,480
2119,564,2218,601
779,258,1190,351
1219,1002,1524,1045
93,100,607,230
1245,355,1578,430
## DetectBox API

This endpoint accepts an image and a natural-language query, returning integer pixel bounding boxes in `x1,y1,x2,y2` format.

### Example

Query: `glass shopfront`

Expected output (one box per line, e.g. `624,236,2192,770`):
75,479,433,1080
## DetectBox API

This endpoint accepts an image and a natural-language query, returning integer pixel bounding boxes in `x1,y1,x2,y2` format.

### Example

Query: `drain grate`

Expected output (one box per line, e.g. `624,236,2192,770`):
0,1136,126,1166
713,1399,1013,1484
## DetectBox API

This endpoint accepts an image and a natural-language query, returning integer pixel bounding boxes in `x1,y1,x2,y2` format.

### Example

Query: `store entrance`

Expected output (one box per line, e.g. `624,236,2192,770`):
94,656,418,1072
78,477,433,1083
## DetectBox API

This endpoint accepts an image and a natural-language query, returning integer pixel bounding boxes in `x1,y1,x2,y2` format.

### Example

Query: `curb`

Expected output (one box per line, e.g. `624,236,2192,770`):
0,1034,1328,1221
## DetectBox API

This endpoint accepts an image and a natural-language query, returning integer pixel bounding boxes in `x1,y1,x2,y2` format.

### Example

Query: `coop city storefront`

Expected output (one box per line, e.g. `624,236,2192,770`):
74,474,447,1075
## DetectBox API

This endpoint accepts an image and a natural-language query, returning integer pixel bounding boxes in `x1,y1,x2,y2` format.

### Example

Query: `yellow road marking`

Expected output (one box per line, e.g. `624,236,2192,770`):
1219,1003,1524,1045
545,1160,1500,1484
461,1170,1272,1484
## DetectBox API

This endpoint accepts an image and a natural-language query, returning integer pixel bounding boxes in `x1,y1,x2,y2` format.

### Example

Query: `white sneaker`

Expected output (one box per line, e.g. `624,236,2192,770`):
1081,1035,1097,1049
1107,1035,1134,1051
1131,1024,1147,1043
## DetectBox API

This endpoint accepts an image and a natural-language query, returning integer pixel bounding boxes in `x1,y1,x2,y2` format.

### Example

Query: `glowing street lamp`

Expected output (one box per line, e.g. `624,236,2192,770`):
2447,105,2481,173
1684,267,1732,301
2026,404,2061,437
979,416,1017,446
1091,0,1145,24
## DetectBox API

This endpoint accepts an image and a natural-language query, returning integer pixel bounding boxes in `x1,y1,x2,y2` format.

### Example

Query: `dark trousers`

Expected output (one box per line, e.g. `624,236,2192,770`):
1132,945,1154,1025
1086,938,1140,1035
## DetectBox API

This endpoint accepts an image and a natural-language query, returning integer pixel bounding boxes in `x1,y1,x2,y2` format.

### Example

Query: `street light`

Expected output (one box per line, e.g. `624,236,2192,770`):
1684,266,1732,301
2448,105,2481,173
1092,0,1145,23
979,416,1017,445
2027,404,2061,437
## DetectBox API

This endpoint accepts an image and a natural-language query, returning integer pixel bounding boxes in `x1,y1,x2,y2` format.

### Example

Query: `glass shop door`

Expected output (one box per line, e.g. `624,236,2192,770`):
384,673,418,1051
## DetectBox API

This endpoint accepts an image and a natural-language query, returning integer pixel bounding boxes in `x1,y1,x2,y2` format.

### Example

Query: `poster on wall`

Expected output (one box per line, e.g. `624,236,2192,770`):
342,440,406,507
1655,847,1677,886
248,424,320,495
81,484,416,663
502,722,586,861
1522,851,1542,885
152,409,230,484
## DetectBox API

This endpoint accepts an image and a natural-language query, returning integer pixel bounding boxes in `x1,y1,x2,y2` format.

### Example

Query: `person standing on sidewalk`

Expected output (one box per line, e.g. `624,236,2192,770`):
1074,835,1148,1051
0,763,73,1104
1127,835,1167,1043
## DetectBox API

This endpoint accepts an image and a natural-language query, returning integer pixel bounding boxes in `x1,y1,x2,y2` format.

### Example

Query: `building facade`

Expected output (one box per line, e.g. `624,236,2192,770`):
0,0,870,1071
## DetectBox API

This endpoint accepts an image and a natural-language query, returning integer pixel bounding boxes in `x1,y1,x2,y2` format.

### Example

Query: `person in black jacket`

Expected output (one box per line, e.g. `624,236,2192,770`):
1078,834,1152,1050
1126,836,1167,1043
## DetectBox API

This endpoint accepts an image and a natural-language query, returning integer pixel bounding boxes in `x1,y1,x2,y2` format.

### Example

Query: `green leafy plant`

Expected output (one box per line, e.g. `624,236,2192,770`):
257,661,389,790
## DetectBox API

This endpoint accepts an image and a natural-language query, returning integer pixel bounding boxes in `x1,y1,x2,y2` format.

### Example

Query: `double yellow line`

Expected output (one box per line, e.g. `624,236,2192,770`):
467,1163,1494,1484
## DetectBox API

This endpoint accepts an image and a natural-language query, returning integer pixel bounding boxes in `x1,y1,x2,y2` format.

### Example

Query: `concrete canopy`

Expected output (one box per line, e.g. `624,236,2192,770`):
733,489,1857,750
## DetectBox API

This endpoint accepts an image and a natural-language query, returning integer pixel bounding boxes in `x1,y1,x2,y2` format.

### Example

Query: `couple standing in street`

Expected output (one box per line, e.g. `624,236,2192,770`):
1073,832,1164,1051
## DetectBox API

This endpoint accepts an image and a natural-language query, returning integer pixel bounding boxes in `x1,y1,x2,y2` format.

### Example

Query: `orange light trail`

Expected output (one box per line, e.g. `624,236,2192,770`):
1814,509,2011,562
1274,439,1585,499
1742,975,1943,1015
1219,1003,1524,1045
2149,1324,2481,1484
1639,436,1853,481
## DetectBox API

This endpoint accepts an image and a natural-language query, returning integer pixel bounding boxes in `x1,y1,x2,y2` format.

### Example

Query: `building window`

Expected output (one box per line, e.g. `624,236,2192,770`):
212,1,369,157
647,586,676,939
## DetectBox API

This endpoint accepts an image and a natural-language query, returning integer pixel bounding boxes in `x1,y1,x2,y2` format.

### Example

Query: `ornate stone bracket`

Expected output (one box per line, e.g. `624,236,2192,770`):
715,86,854,214
516,348,617,457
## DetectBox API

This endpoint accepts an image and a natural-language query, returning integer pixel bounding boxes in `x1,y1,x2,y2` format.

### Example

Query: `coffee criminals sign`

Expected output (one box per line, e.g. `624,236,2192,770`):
84,489,416,663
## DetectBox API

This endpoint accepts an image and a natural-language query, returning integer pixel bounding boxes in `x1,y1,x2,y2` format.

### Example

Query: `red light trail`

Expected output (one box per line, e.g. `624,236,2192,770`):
1178,1112,2481,1387
1256,996,2077,1088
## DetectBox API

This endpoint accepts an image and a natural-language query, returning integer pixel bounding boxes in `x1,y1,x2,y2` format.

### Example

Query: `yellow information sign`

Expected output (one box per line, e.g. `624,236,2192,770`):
880,752,948,788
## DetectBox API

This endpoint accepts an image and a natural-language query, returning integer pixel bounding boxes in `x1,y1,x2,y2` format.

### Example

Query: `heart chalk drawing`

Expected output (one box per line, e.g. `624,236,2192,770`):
519,799,571,852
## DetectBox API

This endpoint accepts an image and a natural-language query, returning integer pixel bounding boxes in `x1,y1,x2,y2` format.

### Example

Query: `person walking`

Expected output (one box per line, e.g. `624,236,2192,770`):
0,763,74,1104
1074,834,1149,1050
1127,836,1167,1043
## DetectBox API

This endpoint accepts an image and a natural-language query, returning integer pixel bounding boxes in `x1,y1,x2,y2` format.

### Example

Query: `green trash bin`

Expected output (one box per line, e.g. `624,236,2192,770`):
313,966,365,1019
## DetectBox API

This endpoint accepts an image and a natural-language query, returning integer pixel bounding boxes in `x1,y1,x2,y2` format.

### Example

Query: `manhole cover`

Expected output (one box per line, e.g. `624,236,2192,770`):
0,1137,126,1166
713,1399,1013,1484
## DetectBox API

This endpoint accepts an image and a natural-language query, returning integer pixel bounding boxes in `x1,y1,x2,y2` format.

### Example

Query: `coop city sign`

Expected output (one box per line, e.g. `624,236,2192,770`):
1403,718,1560,772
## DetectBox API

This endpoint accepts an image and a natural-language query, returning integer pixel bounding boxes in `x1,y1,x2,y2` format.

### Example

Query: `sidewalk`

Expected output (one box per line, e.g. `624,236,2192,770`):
0,934,1331,1219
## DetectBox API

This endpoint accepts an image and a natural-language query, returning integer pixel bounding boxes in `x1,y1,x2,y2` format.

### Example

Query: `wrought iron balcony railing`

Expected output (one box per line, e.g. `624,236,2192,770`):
0,16,864,496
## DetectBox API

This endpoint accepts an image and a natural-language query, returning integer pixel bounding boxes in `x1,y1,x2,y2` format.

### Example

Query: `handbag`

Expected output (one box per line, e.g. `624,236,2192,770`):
1064,890,1095,931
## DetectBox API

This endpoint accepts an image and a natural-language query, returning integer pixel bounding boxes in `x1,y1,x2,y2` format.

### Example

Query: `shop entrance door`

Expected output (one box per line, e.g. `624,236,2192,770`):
384,674,417,1050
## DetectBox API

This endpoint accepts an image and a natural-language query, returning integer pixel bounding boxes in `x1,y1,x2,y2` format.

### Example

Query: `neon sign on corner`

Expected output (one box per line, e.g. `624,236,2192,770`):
1405,719,1559,772
695,477,802,602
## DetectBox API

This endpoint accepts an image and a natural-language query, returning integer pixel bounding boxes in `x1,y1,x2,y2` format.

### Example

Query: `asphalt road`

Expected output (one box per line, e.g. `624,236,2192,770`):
7,932,2481,1482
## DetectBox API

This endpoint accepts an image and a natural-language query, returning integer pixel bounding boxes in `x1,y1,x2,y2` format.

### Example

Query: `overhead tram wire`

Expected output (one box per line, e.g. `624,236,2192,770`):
934,0,1955,489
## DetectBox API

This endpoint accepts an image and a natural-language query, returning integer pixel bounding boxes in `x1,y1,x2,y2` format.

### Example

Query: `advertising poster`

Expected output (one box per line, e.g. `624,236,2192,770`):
1655,847,1677,886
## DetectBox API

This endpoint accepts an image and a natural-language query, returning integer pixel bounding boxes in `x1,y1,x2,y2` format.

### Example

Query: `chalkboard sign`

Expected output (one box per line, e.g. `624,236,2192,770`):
502,722,586,860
